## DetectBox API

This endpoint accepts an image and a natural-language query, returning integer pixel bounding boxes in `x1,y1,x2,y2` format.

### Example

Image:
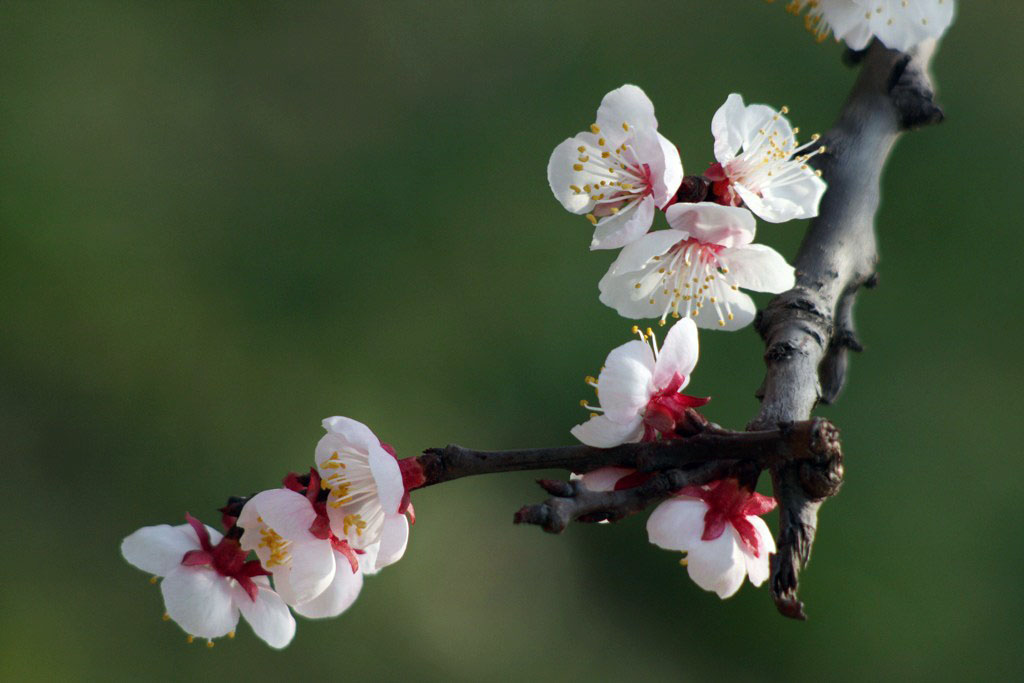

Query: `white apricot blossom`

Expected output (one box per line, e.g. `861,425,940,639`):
784,0,955,52
647,479,777,599
599,203,795,329
571,318,709,448
315,416,410,571
708,93,827,223
121,515,295,648
548,84,684,250
238,486,365,617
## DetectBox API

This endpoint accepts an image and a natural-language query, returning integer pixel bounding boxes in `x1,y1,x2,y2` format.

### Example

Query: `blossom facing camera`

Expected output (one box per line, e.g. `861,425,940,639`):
709,93,827,223
548,84,684,250
238,484,366,618
599,202,795,329
784,0,956,52
121,515,295,648
315,416,412,571
571,318,709,448
647,479,777,599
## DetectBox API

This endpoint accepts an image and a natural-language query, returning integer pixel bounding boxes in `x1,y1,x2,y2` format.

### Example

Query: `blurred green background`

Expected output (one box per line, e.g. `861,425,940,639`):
2,1,1021,680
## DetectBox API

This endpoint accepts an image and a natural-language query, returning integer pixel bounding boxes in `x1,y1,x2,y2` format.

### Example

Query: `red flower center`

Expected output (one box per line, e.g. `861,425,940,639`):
641,372,710,441
180,513,271,601
679,479,777,557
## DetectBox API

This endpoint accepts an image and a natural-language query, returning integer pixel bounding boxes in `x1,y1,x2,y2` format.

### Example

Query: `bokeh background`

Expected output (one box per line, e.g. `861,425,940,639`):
2,1,1021,680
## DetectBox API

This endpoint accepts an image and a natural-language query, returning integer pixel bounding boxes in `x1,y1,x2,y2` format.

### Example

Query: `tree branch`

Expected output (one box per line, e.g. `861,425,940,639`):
751,39,943,620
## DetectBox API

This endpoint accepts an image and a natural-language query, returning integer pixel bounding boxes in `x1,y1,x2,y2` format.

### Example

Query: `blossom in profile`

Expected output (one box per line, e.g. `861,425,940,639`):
708,93,826,223
571,318,709,448
783,0,956,52
121,515,295,648
315,416,411,571
647,479,777,599
599,202,795,329
548,84,684,250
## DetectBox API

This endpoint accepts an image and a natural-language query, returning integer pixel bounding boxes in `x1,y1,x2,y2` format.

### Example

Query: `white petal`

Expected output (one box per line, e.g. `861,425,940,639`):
646,497,707,551
598,268,664,320
652,318,699,388
590,195,656,251
653,132,684,207
234,584,296,649
547,135,602,214
742,516,776,588
692,287,757,331
272,540,337,606
721,244,795,294
577,466,636,492
597,340,655,422
242,489,318,540
160,566,239,639
570,415,644,448
735,171,826,223
741,103,795,154
711,93,747,162
664,202,756,248
292,551,364,619
686,528,747,599
320,416,380,456
608,229,686,276
121,524,197,577
368,444,405,514
374,513,409,570
596,84,658,143
358,543,381,577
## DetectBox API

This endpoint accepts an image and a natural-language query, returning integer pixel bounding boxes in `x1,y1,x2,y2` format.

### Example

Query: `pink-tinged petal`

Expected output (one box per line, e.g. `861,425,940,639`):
358,543,381,577
589,195,656,251
740,103,795,154
577,467,636,493
608,229,686,276
598,268,666,320
368,445,405,514
160,566,239,639
653,132,684,207
121,524,198,577
742,517,776,587
292,551,364,619
374,513,409,570
319,416,380,457
646,497,708,551
234,584,296,649
740,491,778,517
272,540,336,607
653,318,699,388
597,340,655,422
721,244,795,294
711,93,747,162
685,529,746,599
570,415,644,448
596,84,658,143
547,134,603,214
243,489,319,540
664,203,756,248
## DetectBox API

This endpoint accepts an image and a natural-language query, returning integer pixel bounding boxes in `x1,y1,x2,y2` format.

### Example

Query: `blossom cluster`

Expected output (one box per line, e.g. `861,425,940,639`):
548,83,826,597
122,417,423,649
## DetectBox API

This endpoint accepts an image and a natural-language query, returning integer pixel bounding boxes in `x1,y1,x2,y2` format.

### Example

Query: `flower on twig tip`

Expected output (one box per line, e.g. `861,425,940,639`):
708,93,826,223
237,484,370,619
315,416,411,571
571,318,709,448
548,84,684,250
647,479,777,599
598,202,795,329
781,0,955,52
121,515,295,648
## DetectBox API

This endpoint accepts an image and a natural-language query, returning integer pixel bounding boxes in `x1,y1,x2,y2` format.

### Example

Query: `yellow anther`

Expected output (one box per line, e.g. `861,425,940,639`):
634,282,641,289
162,612,170,621
718,320,726,327
570,184,582,193
579,399,588,407
228,631,236,639
645,327,655,337
610,207,619,214
658,319,666,327
187,635,195,644
598,137,605,146
206,640,215,649
622,122,629,131
590,124,601,134
578,155,589,162
573,164,583,171
601,151,610,158
590,413,598,418
586,214,597,225
781,105,790,114
577,145,586,153
149,576,159,585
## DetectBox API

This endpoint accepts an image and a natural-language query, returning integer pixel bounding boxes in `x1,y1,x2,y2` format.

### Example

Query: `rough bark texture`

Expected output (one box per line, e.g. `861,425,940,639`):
751,39,942,619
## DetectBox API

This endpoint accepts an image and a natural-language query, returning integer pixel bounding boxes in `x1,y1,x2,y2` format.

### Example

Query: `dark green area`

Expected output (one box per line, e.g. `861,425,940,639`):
2,1,1020,680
